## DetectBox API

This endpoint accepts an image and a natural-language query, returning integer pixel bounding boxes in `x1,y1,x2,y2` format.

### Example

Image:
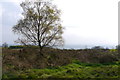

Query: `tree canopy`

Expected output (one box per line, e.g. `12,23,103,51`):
12,0,64,50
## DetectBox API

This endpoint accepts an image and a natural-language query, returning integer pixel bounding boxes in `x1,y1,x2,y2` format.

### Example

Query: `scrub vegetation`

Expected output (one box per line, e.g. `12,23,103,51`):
2,46,120,79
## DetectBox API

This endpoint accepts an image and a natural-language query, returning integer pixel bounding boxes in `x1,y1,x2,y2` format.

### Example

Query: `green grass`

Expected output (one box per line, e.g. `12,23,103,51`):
2,61,120,79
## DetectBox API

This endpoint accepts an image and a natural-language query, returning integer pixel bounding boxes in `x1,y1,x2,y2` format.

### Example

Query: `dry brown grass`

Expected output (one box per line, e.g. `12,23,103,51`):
2,47,119,74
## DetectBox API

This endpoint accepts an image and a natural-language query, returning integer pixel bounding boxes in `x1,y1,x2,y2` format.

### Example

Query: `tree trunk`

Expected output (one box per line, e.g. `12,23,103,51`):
38,40,44,57
39,46,46,58
39,47,43,56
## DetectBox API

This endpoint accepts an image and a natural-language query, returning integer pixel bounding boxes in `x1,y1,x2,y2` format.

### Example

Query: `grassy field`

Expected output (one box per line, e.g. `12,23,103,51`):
2,46,120,79
2,60,120,79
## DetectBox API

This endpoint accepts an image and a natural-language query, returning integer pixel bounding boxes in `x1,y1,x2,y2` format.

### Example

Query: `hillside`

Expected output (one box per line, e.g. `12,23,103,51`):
2,46,120,79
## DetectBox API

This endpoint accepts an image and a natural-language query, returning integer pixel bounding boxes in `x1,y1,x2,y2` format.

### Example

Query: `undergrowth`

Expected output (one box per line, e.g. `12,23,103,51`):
2,60,120,79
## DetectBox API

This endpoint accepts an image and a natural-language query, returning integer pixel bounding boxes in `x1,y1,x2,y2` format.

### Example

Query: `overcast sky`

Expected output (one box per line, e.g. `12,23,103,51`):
0,0,119,49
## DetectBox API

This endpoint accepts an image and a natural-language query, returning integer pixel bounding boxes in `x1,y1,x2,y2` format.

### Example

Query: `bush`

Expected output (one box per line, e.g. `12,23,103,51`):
91,46,104,50
9,45,24,49
99,54,118,63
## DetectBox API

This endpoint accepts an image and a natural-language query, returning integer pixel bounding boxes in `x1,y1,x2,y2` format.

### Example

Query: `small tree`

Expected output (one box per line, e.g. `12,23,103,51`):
12,0,64,55
2,42,8,48
116,45,120,50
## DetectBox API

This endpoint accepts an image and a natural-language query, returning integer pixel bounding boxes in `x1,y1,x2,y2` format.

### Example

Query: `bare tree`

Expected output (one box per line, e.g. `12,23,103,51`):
12,0,64,55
